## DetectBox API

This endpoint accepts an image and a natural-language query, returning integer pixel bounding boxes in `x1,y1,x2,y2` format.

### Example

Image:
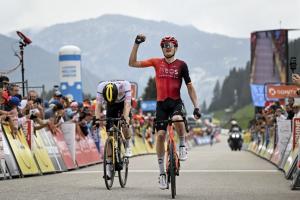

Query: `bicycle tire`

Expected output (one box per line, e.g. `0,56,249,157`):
118,137,129,187
169,142,176,199
103,138,115,190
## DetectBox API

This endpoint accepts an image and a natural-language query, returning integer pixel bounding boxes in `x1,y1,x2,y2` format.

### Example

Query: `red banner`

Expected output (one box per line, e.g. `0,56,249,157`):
52,128,76,169
292,118,300,150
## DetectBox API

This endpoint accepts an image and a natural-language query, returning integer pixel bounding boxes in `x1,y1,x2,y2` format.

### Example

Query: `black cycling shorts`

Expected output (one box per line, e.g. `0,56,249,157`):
106,102,124,130
155,98,186,131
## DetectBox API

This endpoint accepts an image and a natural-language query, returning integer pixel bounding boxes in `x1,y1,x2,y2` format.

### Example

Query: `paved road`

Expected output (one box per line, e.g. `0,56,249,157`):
0,136,299,200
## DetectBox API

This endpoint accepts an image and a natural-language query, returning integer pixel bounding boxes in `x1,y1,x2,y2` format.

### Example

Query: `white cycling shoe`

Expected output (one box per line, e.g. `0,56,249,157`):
179,146,188,161
158,173,168,190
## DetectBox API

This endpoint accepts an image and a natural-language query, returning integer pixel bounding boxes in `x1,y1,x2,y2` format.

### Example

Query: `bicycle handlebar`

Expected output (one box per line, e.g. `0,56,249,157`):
98,117,122,122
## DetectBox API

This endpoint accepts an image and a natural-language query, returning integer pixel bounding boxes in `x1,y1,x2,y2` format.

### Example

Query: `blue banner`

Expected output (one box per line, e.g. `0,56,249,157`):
250,84,265,107
141,101,157,112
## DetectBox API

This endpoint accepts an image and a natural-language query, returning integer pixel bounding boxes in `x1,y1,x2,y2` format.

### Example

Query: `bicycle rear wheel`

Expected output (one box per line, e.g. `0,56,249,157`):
118,137,129,187
169,142,176,199
103,138,115,190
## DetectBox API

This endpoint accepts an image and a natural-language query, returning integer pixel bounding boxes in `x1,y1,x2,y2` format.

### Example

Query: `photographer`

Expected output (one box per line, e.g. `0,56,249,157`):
21,90,44,119
0,96,20,137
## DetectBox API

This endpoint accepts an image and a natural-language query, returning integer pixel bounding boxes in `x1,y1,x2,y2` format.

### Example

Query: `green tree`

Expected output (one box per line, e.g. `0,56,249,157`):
142,77,156,100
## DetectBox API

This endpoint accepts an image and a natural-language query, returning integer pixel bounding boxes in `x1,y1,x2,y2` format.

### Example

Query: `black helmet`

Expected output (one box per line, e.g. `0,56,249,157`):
103,83,118,104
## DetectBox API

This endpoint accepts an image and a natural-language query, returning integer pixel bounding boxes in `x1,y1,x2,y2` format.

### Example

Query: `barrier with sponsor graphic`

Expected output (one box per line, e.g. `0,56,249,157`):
2,124,40,176
248,118,300,190
0,119,203,181
37,128,67,172
0,128,10,179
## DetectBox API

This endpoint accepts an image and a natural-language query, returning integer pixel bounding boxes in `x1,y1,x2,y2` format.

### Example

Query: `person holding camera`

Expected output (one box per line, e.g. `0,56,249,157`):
21,90,44,119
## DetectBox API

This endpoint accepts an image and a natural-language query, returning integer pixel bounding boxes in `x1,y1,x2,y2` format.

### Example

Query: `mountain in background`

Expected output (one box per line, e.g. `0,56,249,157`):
3,14,250,111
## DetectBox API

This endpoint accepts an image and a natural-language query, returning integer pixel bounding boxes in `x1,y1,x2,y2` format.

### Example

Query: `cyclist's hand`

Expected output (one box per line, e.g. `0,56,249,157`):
193,108,201,119
135,34,146,44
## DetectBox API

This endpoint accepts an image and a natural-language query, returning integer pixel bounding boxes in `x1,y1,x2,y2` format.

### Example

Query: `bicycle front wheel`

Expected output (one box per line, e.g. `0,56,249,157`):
169,142,176,199
103,138,115,190
118,137,129,187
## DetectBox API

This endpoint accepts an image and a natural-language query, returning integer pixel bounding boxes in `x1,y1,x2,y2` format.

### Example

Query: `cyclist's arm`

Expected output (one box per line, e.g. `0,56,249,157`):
129,44,155,68
95,102,104,120
95,84,105,120
182,63,199,109
123,81,132,123
129,43,143,67
187,83,199,109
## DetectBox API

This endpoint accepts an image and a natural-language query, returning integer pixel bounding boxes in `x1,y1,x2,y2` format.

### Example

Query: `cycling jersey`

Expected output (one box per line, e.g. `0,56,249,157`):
96,80,131,104
139,58,191,101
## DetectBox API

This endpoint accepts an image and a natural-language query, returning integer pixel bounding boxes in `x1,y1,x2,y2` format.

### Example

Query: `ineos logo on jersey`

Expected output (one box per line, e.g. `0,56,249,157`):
158,67,179,79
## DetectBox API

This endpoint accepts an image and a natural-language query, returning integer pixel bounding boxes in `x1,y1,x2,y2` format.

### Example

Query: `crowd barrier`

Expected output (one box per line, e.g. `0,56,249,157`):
0,119,214,180
247,118,300,190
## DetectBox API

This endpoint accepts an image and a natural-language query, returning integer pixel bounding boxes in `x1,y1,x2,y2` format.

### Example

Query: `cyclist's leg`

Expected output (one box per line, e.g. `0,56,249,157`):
171,100,188,161
156,101,169,190
156,102,168,174
171,100,187,147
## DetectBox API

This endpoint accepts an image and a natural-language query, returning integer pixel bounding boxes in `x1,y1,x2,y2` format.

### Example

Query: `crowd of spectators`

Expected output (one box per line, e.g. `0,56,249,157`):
248,97,299,146
0,75,102,141
0,75,159,148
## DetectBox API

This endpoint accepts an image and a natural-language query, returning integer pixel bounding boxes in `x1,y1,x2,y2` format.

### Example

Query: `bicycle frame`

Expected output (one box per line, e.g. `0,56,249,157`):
101,118,123,165
166,125,180,173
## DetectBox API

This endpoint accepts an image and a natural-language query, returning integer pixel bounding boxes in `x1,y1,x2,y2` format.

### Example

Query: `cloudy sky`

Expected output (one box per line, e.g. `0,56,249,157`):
1,0,300,38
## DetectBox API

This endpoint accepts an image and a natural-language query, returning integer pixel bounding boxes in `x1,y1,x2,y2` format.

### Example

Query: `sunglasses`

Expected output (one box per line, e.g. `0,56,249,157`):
162,42,175,49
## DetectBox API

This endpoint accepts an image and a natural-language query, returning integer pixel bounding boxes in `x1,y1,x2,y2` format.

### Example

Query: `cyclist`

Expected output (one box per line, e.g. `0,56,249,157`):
95,80,132,179
129,34,201,189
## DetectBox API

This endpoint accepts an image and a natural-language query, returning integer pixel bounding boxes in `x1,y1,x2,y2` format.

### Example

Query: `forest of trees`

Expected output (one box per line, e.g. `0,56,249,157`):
208,37,300,113
208,62,251,112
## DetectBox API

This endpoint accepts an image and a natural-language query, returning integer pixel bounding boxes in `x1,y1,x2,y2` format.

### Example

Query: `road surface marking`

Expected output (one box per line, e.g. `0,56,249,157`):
65,169,279,174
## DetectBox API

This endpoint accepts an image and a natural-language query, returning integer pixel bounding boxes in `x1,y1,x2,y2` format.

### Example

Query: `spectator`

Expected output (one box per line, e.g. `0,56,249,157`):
285,97,295,120
21,90,44,118
292,73,300,86
0,76,10,110
293,98,300,118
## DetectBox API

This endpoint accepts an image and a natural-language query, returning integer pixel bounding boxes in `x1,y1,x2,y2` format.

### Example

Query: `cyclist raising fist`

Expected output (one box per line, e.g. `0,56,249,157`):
129,34,201,190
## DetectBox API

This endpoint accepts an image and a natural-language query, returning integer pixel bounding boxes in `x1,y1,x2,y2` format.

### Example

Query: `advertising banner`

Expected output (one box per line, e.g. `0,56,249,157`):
75,136,91,167
293,118,300,150
2,124,39,176
61,122,76,162
1,128,19,177
86,136,101,163
52,128,76,170
250,84,266,107
0,128,9,179
31,131,56,173
266,84,300,99
280,136,293,170
37,129,66,171
271,120,291,165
